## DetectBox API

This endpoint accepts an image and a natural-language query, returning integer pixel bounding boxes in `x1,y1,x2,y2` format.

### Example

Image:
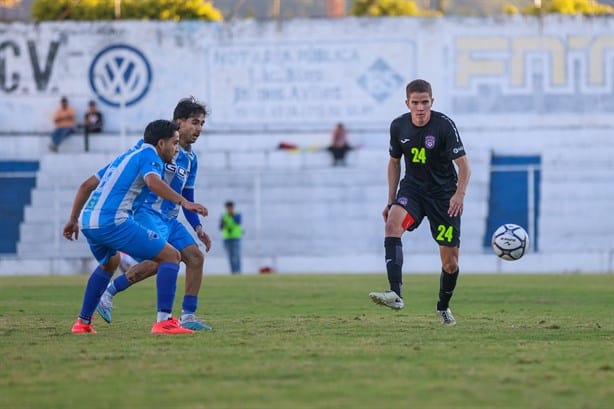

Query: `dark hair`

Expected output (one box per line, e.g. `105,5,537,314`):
60,96,68,103
225,201,234,207
173,97,208,120
406,79,432,97
143,120,179,145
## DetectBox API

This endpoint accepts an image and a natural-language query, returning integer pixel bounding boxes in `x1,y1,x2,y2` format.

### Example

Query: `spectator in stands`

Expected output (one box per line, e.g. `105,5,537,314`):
49,96,76,152
82,100,104,152
327,122,352,166
220,201,243,274
84,100,104,134
368,79,471,327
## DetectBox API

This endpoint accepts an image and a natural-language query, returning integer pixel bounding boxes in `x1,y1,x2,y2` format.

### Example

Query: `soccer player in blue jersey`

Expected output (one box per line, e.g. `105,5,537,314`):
95,98,213,330
63,119,208,334
368,79,471,326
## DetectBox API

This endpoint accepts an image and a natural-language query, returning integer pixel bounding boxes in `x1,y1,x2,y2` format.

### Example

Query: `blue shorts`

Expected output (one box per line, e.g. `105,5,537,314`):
134,211,196,254
81,218,166,265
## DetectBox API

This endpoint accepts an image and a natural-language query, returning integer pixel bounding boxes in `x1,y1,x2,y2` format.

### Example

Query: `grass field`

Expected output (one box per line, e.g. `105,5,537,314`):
1,273,612,409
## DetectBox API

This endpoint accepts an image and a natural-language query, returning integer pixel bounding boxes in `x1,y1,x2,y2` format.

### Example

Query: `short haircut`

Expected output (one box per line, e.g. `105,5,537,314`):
406,79,432,97
173,97,208,120
143,120,179,145
225,201,234,207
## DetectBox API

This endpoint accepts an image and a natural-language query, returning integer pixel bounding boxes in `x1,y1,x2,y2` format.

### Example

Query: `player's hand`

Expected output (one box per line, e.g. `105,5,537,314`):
63,219,79,241
183,201,208,217
448,193,464,217
197,230,212,252
382,204,391,222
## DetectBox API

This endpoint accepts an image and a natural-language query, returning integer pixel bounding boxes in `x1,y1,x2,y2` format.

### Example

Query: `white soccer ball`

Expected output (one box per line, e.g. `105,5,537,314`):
491,224,529,261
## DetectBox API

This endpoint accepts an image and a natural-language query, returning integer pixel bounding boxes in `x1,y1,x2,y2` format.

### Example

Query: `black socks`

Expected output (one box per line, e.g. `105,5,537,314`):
384,237,403,297
437,269,459,311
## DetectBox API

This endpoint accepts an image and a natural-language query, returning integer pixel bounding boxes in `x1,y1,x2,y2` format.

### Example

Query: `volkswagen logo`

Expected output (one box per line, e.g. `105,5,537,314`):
89,44,152,107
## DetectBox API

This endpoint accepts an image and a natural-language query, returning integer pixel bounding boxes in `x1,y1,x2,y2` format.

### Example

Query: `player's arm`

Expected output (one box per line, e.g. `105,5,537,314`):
449,155,471,217
181,187,211,252
144,173,208,217
383,157,402,221
63,175,100,241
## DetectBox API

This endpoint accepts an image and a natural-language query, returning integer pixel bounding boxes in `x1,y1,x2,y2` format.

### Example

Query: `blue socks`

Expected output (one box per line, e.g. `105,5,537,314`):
156,262,179,314
182,295,198,316
79,266,112,322
108,274,131,295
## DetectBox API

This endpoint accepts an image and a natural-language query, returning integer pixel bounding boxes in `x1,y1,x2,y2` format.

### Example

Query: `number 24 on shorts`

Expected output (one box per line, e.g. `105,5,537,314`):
437,224,453,242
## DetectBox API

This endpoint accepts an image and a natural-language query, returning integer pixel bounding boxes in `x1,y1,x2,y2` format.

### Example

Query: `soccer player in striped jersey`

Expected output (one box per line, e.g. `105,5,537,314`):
368,79,471,326
64,119,208,334
95,98,213,330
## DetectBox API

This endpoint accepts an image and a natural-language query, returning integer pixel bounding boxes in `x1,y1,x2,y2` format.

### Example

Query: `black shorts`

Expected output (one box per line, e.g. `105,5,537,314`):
392,186,461,247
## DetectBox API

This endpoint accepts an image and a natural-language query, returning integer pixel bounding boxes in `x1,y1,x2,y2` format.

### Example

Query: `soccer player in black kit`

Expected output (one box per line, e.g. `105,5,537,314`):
369,79,471,326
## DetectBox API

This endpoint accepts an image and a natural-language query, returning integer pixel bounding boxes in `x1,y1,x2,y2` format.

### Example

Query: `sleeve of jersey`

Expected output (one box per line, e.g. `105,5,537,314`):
186,154,198,189
181,187,201,230
445,121,466,160
389,120,403,158
140,148,164,179
96,164,109,179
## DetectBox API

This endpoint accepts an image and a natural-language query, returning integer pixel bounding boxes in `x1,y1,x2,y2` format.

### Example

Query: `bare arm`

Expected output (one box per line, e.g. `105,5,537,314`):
63,175,99,240
144,174,208,217
449,155,471,217
383,157,402,220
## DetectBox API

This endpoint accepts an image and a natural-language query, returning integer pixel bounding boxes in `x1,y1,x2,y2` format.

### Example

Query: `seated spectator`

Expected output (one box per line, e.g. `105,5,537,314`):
327,122,352,166
84,100,103,134
49,96,76,152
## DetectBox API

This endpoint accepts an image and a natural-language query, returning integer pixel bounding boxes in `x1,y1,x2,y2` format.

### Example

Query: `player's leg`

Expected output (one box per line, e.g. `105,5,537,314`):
426,198,461,326
97,260,158,323
96,211,169,323
72,228,121,333
149,243,194,334
179,244,212,330
167,220,212,330
369,193,422,310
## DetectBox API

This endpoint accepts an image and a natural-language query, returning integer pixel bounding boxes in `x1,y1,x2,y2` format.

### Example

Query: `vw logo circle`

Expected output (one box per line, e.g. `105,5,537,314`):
89,44,152,107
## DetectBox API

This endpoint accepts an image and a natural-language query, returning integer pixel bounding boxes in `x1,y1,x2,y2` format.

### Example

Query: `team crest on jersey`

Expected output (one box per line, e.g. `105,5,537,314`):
425,135,436,149
147,230,159,240
397,197,408,206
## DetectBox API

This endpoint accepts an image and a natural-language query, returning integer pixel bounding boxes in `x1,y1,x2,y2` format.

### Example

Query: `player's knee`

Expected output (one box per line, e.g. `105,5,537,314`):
182,246,204,268
102,253,120,273
159,246,180,264
442,260,458,274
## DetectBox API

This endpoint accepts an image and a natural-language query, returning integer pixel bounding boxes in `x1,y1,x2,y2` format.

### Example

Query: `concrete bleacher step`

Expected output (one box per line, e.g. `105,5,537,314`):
16,136,492,267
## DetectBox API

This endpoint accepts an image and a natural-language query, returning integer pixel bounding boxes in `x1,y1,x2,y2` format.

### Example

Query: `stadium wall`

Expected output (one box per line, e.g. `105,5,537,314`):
0,17,612,275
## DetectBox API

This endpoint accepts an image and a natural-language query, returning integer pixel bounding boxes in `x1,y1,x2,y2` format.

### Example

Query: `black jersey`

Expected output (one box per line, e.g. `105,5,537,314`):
389,111,466,198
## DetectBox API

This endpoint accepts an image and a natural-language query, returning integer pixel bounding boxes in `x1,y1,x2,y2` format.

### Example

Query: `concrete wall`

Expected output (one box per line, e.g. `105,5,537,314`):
0,17,612,275
1,17,612,134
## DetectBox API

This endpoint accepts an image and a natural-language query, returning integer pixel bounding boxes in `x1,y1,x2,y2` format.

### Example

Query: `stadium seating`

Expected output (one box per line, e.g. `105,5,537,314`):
4,127,613,275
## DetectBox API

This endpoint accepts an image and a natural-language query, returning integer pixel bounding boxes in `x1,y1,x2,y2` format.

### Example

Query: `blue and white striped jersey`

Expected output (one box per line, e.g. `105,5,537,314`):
142,144,198,221
82,144,163,228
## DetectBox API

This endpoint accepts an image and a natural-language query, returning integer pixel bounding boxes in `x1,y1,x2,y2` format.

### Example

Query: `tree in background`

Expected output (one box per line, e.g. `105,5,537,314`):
32,0,223,21
350,0,442,16
505,0,614,15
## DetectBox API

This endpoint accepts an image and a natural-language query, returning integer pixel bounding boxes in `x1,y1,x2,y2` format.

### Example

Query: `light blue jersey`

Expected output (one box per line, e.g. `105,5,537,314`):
144,145,198,221
82,144,163,229
133,145,199,254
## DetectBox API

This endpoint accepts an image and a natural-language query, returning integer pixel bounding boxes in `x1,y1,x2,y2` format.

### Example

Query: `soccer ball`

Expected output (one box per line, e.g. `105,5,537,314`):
491,224,529,261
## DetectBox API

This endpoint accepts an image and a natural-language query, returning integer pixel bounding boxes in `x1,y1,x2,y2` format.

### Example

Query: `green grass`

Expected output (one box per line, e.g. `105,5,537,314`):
0,273,612,409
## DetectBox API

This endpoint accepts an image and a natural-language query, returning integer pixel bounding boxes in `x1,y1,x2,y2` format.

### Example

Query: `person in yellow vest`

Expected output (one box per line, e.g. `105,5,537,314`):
220,201,243,274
